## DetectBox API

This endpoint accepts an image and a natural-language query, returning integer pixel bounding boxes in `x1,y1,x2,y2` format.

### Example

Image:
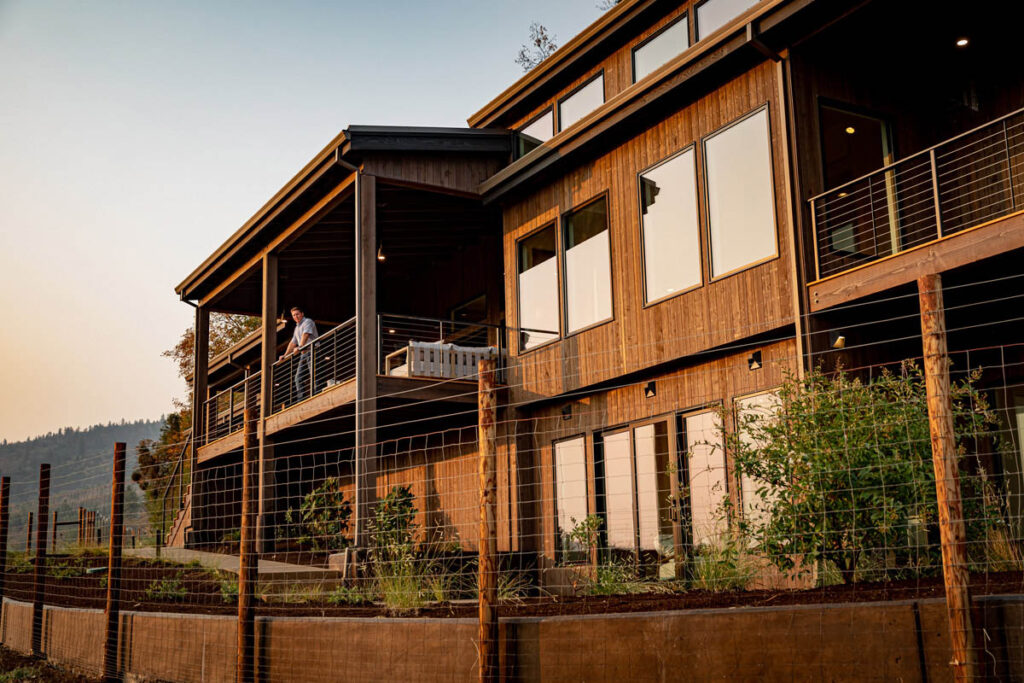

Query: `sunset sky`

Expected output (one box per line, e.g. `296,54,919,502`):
0,0,603,442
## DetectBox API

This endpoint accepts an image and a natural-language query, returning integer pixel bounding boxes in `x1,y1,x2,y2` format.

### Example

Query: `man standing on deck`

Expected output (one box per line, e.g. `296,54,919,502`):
280,306,319,402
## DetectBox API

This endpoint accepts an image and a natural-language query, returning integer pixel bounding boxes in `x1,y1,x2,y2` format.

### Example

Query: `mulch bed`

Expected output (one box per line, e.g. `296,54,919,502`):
3,557,1021,619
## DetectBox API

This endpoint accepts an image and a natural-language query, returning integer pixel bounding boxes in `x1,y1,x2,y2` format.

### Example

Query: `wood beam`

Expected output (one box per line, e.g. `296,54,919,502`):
258,253,278,553
192,306,210,459
355,172,378,547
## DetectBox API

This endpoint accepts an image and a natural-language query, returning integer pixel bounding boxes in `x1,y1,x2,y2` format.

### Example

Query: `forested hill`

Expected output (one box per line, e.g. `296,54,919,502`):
0,420,162,485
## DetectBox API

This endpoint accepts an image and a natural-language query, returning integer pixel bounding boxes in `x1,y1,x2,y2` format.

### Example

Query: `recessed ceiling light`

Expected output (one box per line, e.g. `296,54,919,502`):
956,37,969,47
845,126,856,135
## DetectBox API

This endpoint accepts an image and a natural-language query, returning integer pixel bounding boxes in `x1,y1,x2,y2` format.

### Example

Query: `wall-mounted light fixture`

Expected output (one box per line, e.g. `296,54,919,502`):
748,350,762,371
561,405,572,421
377,244,387,262
956,37,969,47
643,381,657,399
831,332,847,350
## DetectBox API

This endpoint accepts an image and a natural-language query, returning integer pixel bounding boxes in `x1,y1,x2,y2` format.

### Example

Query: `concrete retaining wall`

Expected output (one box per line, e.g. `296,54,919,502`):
2,595,1023,681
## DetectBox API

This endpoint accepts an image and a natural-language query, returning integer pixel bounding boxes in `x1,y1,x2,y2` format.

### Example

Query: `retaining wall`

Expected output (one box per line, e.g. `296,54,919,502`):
2,595,1023,681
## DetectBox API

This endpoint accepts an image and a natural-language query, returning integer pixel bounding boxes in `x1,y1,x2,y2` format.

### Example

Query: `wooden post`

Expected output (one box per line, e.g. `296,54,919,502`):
50,511,58,553
78,507,84,546
0,477,11,602
193,306,210,454
477,358,499,683
237,407,258,683
918,273,977,681
31,463,50,656
355,171,378,547
258,253,278,553
26,512,33,553
103,443,126,682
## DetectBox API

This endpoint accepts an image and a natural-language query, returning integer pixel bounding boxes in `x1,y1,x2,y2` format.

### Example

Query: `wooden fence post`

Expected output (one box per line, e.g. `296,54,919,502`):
0,477,11,603
918,273,977,681
477,358,498,683
26,513,33,554
77,508,84,546
31,463,50,656
103,443,126,682
237,407,258,683
51,511,58,553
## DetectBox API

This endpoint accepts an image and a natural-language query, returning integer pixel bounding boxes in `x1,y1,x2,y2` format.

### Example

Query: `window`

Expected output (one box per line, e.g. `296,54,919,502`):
563,197,612,333
696,0,759,40
703,107,776,277
632,16,689,83
734,392,780,524
517,225,559,349
517,109,554,158
601,430,635,551
639,148,702,303
554,436,588,562
558,74,605,132
633,422,672,554
681,410,726,547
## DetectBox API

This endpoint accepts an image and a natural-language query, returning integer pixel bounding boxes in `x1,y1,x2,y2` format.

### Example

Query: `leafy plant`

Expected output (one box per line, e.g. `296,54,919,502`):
370,486,422,612
218,572,239,604
220,529,241,544
6,552,33,574
327,583,374,606
561,514,602,564
48,559,85,579
690,533,757,591
287,478,352,551
144,574,187,602
722,362,1002,584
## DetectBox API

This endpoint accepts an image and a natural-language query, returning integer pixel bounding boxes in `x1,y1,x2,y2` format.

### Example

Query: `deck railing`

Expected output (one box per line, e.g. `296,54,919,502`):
378,313,503,377
810,107,1024,280
203,372,260,444
271,316,357,414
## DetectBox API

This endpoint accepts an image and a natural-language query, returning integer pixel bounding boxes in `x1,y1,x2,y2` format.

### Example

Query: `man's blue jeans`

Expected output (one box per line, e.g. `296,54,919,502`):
294,354,312,401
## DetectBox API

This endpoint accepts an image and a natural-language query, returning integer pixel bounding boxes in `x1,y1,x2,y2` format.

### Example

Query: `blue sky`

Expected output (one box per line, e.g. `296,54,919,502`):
0,0,604,442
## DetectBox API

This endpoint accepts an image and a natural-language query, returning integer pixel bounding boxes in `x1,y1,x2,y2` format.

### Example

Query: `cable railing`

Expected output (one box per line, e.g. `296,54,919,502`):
810,106,1024,280
203,372,260,444
378,313,503,380
271,316,357,414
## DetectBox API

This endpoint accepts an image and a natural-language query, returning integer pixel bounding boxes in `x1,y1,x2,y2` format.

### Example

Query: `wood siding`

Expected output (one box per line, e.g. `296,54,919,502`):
503,61,794,402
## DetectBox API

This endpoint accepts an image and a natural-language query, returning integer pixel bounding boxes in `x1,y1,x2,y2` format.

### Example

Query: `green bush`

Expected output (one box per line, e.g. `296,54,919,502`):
370,486,422,612
144,574,188,602
286,477,352,551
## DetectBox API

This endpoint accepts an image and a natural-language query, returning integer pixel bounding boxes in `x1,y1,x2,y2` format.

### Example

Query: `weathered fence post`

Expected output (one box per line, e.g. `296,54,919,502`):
918,273,977,681
77,508,84,546
31,463,50,656
26,512,33,554
477,358,498,683
50,511,58,553
0,477,11,603
238,407,258,683
103,443,126,682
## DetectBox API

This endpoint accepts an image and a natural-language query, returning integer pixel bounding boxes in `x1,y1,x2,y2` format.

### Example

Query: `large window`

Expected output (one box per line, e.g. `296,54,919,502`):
554,436,589,562
601,430,635,551
639,148,702,303
703,107,776,278
517,109,554,158
681,410,726,547
633,422,672,554
517,225,559,350
696,0,759,40
558,73,605,132
563,197,613,333
735,391,779,524
632,16,689,83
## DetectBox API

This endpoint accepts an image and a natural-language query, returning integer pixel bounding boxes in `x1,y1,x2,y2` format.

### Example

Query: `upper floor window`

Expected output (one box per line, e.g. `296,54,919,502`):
639,147,701,303
632,16,689,83
695,0,759,41
703,107,776,278
558,73,605,132
563,196,612,333
517,225,560,350
517,109,554,158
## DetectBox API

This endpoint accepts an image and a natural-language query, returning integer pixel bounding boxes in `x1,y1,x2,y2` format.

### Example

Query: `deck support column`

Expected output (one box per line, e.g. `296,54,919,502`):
355,172,378,547
258,253,278,553
917,273,978,682
192,306,209,462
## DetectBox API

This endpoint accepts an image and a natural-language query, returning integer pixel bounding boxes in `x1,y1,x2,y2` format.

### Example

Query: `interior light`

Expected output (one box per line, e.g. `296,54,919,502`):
388,328,396,334
838,192,848,198
845,126,856,135
956,37,969,47
377,245,386,262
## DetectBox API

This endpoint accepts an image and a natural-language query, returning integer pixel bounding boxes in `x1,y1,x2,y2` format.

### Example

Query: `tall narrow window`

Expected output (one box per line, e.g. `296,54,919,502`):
704,107,776,277
563,197,612,333
558,74,605,132
517,109,554,158
735,392,779,524
683,410,727,547
634,422,672,554
639,148,701,303
517,225,559,350
696,0,759,40
601,430,635,551
632,16,689,83
554,436,588,562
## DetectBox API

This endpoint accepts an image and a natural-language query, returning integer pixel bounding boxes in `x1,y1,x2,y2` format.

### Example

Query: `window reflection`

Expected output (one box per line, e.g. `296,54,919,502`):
517,225,559,349
555,437,589,562
558,74,605,132
601,430,635,551
634,423,672,555
696,0,759,40
564,197,612,333
735,392,780,525
633,17,689,83
517,110,554,158
683,411,726,547
639,149,701,302
704,108,776,277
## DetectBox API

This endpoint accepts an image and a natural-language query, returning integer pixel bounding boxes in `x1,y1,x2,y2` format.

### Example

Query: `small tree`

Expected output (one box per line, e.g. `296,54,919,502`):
723,362,1001,584
516,23,558,72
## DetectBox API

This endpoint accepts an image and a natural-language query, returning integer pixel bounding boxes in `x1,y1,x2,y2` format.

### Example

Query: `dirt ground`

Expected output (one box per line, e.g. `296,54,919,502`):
0,646,95,682
2,555,1021,619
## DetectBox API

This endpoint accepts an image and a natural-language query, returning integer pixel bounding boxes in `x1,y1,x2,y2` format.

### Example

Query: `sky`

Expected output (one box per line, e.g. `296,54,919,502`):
0,0,604,443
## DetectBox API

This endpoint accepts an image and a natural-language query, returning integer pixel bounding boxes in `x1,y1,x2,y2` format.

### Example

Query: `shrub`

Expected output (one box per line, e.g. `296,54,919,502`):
723,362,1002,584
370,486,421,612
144,574,187,602
287,477,352,551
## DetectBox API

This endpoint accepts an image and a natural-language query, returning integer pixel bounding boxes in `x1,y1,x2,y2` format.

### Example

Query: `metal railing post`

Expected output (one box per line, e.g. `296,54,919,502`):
809,198,821,280
930,148,944,239
1003,119,1017,211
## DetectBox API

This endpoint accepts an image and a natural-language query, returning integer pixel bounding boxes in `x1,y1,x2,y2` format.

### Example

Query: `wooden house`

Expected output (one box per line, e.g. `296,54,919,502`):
172,0,1024,587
